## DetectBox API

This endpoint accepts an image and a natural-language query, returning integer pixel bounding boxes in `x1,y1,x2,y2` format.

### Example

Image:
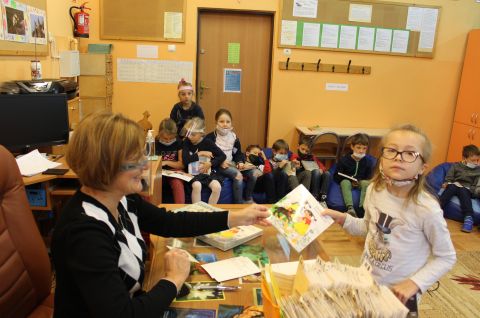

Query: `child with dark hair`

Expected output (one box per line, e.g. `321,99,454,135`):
245,145,276,203
155,118,185,203
170,79,205,136
205,108,256,203
290,137,330,202
334,133,372,217
440,144,480,232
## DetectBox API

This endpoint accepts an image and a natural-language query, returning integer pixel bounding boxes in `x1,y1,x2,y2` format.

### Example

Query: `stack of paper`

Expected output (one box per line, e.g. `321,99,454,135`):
268,185,333,252
201,256,260,282
15,150,61,176
197,225,263,251
172,202,225,213
162,170,193,182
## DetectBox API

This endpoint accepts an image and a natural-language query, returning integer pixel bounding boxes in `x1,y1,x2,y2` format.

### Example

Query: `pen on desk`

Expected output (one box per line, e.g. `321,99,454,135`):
194,285,241,291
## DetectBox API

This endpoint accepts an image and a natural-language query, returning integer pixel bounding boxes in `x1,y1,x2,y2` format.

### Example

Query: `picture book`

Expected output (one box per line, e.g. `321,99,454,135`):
301,160,320,171
162,169,193,182
197,225,263,251
172,202,226,213
188,156,211,175
338,172,358,182
268,185,333,253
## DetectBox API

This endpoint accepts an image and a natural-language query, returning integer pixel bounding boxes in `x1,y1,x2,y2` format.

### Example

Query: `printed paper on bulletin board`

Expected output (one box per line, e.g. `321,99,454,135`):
279,0,441,58
0,0,48,56
101,0,186,42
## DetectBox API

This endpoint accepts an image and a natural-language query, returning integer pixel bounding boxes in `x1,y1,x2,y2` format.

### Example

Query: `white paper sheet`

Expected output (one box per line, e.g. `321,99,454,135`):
136,45,158,59
201,256,261,282
339,25,357,49
348,4,372,23
357,27,375,50
293,0,318,18
320,24,339,48
16,150,61,177
164,12,182,39
391,30,409,53
302,22,320,47
117,58,193,83
418,8,438,52
374,28,392,52
406,7,423,31
280,20,297,45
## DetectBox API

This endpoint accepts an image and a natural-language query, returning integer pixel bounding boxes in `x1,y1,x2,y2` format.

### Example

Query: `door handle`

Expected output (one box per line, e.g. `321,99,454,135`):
199,81,209,99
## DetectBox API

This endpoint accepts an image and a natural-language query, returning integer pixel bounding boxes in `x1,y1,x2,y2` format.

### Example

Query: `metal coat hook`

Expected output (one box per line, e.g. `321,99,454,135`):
332,65,335,72
301,63,304,71
362,67,365,74
347,60,352,73
286,58,290,70
316,59,321,71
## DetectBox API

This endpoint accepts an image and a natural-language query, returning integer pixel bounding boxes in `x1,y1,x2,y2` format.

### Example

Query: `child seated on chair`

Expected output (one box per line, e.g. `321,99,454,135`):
155,118,185,204
334,133,372,217
245,144,276,204
290,137,330,202
182,117,226,204
439,144,480,233
270,139,311,200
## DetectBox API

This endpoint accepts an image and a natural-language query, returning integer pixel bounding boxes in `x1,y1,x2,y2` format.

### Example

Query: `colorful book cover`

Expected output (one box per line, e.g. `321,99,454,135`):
197,225,263,251
268,184,333,253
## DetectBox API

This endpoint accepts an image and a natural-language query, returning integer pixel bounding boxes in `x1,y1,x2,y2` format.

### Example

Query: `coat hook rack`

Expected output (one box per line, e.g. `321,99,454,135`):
279,58,371,75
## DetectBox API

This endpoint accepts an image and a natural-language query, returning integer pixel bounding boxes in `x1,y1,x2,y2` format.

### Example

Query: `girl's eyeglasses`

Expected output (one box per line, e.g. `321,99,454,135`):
381,147,424,163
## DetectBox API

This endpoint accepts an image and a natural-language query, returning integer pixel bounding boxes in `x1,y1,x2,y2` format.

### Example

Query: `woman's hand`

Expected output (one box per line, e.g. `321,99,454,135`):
228,204,271,228
163,248,191,292
390,279,420,304
321,209,347,226
199,161,212,173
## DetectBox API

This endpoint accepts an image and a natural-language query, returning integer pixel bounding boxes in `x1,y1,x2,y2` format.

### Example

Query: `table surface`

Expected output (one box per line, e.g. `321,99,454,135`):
143,204,330,311
296,126,390,137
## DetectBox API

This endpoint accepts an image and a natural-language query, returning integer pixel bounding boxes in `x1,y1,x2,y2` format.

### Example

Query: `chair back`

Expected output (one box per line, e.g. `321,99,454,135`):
0,145,52,318
310,132,340,167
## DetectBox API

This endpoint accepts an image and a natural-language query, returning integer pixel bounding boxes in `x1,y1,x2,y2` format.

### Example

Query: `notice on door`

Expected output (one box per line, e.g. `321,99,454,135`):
224,68,241,93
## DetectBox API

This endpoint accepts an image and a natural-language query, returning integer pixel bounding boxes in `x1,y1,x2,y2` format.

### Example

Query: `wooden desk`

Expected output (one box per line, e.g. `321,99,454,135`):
144,204,330,311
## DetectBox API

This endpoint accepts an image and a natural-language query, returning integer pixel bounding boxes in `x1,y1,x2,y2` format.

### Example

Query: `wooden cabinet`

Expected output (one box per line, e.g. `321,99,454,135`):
447,30,480,162
79,53,113,118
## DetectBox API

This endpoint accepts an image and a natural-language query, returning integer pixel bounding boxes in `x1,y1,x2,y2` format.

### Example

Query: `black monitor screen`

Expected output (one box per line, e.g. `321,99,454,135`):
0,94,69,151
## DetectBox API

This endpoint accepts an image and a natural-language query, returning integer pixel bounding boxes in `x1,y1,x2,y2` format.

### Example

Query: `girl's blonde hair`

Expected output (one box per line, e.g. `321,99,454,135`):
158,118,177,136
370,124,432,204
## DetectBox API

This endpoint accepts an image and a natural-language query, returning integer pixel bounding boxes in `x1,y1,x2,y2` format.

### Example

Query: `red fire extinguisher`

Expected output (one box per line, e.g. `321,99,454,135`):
69,2,91,38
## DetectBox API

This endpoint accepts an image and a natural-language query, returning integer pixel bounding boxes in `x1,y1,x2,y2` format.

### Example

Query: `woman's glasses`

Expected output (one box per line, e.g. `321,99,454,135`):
381,147,423,163
120,158,148,171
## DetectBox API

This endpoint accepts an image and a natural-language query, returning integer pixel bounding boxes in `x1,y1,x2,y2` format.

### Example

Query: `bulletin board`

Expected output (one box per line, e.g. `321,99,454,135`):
279,0,441,58
100,0,186,42
0,0,48,56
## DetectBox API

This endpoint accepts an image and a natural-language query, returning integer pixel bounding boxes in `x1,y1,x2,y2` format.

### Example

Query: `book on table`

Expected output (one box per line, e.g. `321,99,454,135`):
172,202,264,251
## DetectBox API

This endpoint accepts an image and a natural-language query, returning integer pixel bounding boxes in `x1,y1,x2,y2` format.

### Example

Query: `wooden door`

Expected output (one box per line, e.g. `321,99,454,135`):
447,122,479,161
454,30,480,128
197,11,273,148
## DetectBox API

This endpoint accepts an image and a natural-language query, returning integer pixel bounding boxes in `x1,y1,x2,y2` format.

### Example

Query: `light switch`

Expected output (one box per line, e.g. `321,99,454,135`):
283,48,291,56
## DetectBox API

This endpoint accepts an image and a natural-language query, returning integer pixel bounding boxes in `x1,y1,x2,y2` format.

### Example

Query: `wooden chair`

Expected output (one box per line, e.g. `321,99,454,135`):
309,132,340,168
0,145,53,318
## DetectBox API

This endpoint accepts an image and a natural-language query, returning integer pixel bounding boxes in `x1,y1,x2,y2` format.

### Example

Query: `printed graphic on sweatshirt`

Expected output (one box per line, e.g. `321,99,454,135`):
366,209,405,272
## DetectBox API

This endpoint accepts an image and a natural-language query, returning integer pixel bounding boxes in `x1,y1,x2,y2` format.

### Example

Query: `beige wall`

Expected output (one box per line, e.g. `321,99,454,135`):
2,0,480,167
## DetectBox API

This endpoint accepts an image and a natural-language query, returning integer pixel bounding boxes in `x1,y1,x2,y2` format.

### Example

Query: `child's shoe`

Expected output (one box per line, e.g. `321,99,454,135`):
461,216,474,233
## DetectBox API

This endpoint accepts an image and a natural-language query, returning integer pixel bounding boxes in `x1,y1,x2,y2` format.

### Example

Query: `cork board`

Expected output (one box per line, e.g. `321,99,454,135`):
100,0,186,42
0,0,48,56
279,0,441,58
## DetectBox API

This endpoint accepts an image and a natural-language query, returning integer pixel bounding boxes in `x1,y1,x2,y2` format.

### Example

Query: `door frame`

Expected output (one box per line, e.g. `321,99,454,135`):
196,8,274,147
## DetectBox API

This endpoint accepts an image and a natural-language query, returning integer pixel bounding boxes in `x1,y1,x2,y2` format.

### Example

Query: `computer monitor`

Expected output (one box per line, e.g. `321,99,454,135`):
0,94,69,152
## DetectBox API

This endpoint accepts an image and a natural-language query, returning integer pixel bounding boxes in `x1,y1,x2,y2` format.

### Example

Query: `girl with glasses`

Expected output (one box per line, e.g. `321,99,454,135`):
323,124,456,311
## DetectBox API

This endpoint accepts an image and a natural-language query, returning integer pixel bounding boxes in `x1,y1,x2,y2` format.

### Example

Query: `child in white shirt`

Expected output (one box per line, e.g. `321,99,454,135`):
323,124,456,307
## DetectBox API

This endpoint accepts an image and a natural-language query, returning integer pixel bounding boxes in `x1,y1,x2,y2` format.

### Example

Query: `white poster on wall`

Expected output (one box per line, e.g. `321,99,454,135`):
280,20,297,45
224,68,241,93
293,0,318,18
27,6,47,44
0,5,5,40
302,22,320,47
2,0,28,42
357,27,375,51
320,24,339,48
